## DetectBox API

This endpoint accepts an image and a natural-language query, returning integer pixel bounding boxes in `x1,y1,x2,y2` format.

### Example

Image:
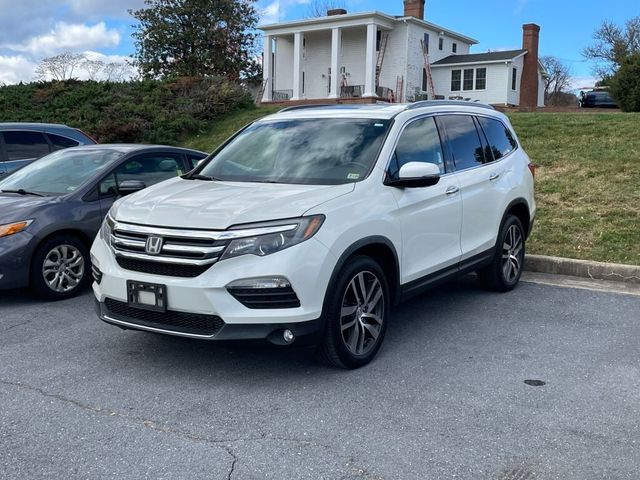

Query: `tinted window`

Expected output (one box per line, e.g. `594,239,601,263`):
439,115,485,171
3,131,50,161
48,133,79,151
477,117,517,160
187,153,206,170
389,117,445,178
113,154,184,188
199,119,391,185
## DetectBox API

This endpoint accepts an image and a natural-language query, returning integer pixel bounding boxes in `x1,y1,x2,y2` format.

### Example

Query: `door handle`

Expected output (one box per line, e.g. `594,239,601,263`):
445,185,459,196
489,172,500,181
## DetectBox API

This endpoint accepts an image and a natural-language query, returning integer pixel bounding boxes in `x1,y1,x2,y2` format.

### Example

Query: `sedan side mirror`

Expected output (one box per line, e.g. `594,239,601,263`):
118,180,146,195
384,162,441,188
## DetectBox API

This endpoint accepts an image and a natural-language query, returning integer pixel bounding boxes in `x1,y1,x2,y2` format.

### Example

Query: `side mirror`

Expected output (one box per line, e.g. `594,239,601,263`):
385,162,441,188
118,180,146,195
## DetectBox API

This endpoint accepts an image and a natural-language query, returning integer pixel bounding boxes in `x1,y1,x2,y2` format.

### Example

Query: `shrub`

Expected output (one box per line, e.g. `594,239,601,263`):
0,77,252,144
609,53,640,112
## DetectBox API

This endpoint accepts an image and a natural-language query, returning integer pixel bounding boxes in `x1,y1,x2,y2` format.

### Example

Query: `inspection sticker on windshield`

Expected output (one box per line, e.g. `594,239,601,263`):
347,173,360,180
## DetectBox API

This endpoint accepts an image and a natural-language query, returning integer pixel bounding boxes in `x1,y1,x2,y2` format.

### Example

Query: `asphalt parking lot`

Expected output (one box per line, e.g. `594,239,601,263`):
1,275,639,480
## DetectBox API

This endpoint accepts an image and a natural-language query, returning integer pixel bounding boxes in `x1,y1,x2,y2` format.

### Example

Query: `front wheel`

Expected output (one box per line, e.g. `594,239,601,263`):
477,215,525,292
317,256,389,369
30,235,90,300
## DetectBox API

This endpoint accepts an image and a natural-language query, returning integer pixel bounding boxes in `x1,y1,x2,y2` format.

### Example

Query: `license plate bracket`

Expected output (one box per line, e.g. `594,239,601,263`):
127,280,167,312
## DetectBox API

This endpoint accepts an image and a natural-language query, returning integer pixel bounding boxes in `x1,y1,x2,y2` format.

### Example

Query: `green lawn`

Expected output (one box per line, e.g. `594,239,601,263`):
185,107,640,266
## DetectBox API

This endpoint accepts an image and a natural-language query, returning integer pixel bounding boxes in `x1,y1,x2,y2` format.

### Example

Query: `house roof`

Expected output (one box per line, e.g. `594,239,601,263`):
431,49,527,67
259,11,478,45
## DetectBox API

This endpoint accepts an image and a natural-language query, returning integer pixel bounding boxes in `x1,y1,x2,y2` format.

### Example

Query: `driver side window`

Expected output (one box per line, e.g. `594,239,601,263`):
389,117,445,179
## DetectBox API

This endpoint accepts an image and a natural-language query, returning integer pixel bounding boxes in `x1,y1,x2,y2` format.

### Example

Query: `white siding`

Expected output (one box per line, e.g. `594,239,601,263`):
537,70,545,107
340,26,367,92
506,56,524,105
405,23,473,100
377,25,408,97
274,36,293,92
432,63,509,104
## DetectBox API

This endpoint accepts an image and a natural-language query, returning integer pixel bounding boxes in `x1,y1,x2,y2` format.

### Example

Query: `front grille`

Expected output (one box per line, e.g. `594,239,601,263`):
109,221,230,277
104,298,225,336
116,257,211,278
227,287,301,309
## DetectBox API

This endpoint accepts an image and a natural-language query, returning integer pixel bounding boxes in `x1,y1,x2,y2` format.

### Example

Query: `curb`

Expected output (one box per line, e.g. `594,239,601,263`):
524,255,640,285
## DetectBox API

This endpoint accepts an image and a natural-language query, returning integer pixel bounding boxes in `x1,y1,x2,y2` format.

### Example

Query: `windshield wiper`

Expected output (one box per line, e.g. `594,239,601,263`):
1,189,45,197
187,174,220,181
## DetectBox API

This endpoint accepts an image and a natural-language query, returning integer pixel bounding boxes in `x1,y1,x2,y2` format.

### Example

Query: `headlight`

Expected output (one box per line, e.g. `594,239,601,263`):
220,215,324,261
99,214,115,242
0,219,33,238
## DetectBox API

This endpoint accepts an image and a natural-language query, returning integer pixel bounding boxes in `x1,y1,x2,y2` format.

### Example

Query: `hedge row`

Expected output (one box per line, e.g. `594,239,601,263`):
0,77,253,145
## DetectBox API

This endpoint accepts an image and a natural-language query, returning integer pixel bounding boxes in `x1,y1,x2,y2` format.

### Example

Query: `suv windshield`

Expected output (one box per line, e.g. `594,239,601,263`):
197,118,392,185
0,148,122,196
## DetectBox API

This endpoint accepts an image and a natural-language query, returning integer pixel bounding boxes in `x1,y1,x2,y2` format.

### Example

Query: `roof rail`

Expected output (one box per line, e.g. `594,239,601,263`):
278,104,336,113
405,100,495,111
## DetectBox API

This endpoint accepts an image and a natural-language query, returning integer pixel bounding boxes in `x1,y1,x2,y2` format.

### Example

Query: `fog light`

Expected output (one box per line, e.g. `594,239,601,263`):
283,329,294,344
91,265,103,284
226,276,291,289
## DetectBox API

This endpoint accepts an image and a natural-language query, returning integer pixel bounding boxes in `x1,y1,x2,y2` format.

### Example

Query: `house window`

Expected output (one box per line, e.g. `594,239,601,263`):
452,42,457,53
439,38,444,50
451,70,461,91
511,67,517,90
302,71,305,94
422,69,428,92
475,68,487,90
376,30,381,52
423,33,429,54
463,69,474,91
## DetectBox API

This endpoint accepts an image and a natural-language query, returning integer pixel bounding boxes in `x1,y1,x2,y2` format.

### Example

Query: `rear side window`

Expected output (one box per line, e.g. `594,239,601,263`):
477,117,517,160
389,117,445,178
437,115,485,171
3,131,50,161
48,133,79,151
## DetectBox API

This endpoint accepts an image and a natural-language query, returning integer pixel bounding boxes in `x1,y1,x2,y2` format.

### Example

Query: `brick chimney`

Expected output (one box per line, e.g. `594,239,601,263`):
520,23,540,110
403,0,425,20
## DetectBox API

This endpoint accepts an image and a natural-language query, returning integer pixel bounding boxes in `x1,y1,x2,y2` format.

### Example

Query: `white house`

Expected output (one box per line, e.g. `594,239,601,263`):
258,0,546,108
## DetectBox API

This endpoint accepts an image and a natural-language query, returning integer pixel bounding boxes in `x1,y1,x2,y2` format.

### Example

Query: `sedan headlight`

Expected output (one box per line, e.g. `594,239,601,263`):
0,219,33,238
220,215,324,261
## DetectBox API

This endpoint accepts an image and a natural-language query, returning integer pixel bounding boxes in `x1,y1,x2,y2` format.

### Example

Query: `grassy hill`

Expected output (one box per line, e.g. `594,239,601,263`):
186,107,640,266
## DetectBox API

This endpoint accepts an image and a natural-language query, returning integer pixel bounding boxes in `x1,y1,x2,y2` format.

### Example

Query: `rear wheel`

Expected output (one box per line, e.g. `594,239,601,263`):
317,256,389,369
477,215,525,292
30,235,90,300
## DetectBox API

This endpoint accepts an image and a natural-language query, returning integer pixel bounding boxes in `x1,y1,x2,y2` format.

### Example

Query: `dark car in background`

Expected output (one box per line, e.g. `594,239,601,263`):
0,123,97,180
0,144,207,299
579,90,618,108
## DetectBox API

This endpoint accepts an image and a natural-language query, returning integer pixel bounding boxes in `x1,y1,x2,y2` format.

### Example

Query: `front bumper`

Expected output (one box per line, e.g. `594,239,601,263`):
0,231,34,290
91,234,336,341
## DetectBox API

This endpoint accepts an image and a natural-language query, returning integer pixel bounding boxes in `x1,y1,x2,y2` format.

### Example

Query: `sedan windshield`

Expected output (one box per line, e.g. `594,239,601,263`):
197,118,392,185
0,149,122,196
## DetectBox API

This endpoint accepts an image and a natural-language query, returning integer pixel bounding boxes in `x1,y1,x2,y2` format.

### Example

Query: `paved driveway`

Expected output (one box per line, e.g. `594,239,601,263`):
1,276,638,479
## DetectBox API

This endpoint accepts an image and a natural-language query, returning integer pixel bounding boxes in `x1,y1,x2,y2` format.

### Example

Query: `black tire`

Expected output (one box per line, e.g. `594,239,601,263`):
30,235,90,300
477,215,525,292
317,255,390,369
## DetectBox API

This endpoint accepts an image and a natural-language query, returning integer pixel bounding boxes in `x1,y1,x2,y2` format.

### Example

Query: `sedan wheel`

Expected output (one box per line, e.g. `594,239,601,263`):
42,244,86,293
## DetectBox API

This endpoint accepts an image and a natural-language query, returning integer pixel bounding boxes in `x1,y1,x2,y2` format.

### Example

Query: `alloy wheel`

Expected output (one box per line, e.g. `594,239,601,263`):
502,224,523,283
42,244,85,293
340,271,385,356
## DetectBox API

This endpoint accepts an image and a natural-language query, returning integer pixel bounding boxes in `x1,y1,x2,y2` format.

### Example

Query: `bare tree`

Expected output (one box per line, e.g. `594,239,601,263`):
540,56,572,104
103,61,134,82
82,58,106,81
307,0,347,18
583,16,640,77
35,52,86,81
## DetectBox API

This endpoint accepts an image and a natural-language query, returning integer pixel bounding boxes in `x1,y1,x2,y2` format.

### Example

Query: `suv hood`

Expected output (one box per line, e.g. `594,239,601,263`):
113,177,354,229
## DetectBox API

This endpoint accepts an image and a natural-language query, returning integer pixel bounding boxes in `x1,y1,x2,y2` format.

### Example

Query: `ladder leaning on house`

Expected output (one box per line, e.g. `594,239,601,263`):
375,32,389,87
395,75,404,103
255,78,268,105
420,39,436,99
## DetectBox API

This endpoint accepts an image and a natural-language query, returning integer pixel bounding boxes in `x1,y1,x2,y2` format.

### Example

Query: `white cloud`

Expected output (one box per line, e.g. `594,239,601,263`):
0,55,37,85
7,21,120,57
258,0,311,24
569,76,599,92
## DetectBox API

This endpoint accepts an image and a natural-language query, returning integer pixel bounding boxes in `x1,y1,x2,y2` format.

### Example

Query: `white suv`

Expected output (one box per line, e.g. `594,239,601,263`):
91,101,535,368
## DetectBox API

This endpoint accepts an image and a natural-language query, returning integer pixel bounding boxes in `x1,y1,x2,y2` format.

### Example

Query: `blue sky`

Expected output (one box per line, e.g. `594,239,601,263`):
0,0,636,86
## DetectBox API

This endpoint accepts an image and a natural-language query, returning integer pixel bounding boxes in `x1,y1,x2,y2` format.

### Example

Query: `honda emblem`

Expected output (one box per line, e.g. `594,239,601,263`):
145,236,163,255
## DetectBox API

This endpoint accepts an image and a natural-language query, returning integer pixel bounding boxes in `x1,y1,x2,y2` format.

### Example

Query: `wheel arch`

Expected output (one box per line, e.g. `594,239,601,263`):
29,229,94,278
503,198,531,238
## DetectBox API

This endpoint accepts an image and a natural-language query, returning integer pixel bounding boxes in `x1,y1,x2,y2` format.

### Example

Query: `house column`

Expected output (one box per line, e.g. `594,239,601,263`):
364,23,377,98
328,27,342,99
292,31,304,100
262,35,273,102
